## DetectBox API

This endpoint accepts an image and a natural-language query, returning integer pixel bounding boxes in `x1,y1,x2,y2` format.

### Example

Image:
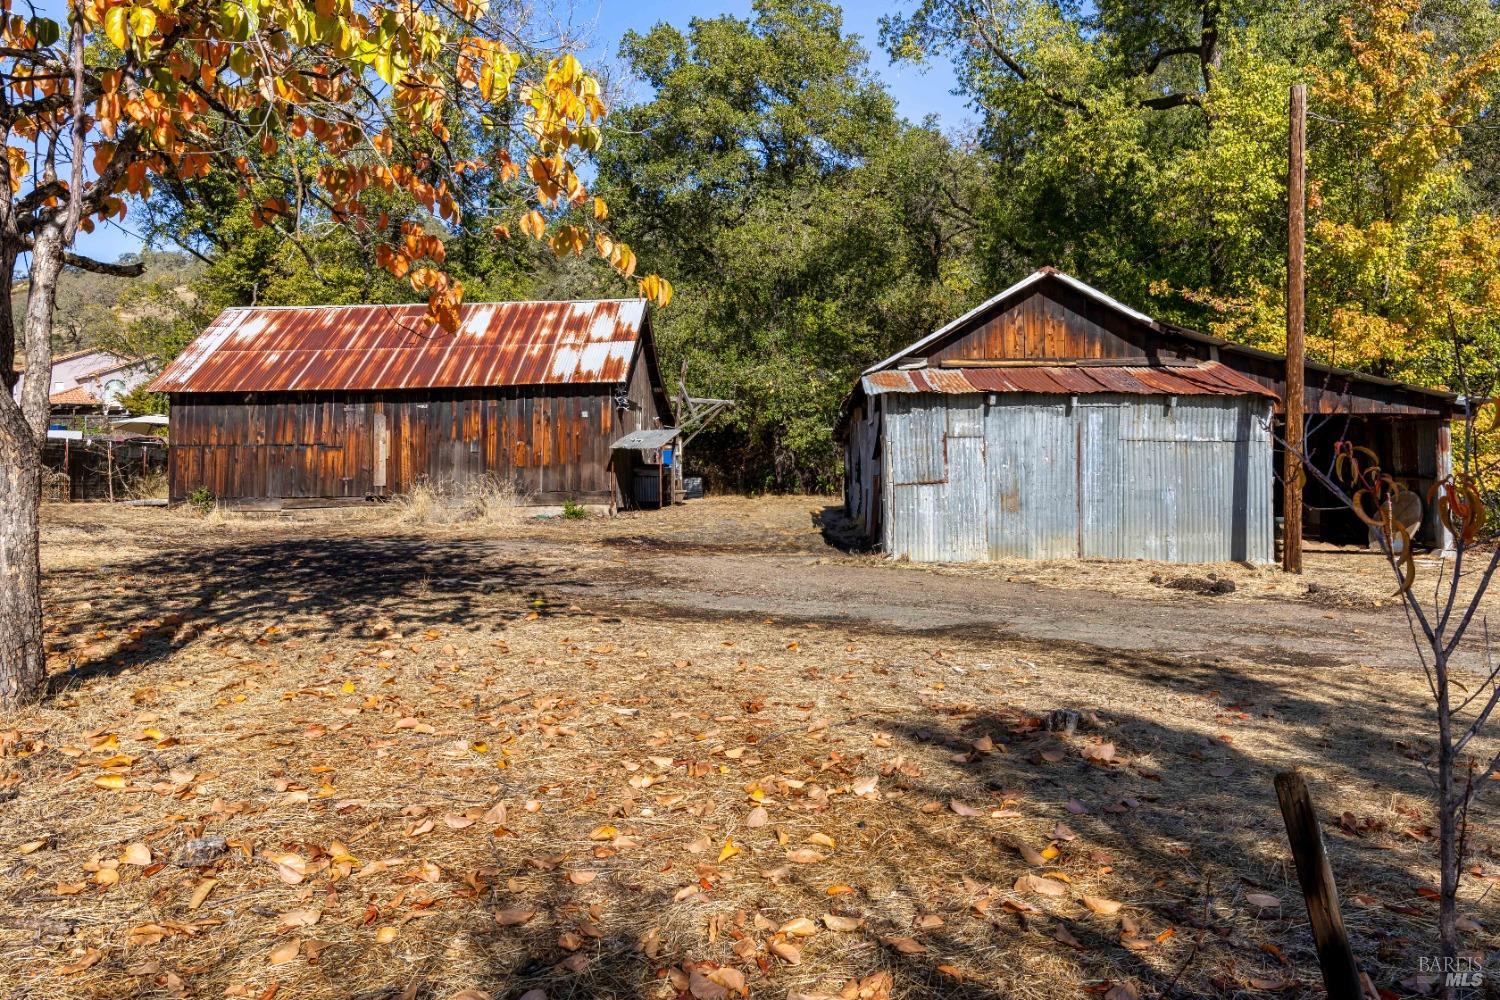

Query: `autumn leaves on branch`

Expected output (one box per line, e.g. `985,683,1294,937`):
4,0,669,337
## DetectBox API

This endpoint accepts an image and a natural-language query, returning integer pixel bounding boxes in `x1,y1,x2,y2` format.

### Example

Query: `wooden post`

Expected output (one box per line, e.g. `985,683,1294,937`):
106,440,115,503
1275,772,1363,999
1284,83,1307,574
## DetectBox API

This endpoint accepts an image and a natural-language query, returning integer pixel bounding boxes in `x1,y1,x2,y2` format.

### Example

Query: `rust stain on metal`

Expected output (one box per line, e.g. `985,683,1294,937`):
864,362,1277,399
148,299,648,394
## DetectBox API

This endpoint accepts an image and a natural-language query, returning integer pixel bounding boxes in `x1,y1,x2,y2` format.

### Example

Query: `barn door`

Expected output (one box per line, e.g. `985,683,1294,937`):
1077,403,1125,559
983,397,1077,559
372,411,389,493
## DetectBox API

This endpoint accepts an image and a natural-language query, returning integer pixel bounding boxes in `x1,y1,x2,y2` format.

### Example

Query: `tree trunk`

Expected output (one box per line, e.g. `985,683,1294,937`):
1433,642,1459,1000
0,397,43,711
0,223,66,711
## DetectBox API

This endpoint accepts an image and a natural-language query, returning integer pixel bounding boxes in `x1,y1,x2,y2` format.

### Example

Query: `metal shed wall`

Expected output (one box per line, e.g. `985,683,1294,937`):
880,393,1274,564
842,396,883,539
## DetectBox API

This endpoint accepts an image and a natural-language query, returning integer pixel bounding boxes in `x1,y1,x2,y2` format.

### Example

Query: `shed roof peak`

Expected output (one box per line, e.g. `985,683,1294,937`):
862,268,1153,376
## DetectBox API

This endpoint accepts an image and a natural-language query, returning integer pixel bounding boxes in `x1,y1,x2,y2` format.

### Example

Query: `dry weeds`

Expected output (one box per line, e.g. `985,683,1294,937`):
0,498,1494,1000
388,476,534,529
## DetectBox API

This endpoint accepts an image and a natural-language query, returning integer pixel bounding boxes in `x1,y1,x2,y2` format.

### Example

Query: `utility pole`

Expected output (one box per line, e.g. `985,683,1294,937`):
1284,83,1306,574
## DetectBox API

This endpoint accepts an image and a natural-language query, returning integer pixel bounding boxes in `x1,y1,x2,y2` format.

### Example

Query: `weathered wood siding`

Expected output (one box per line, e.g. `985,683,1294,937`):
168,383,658,505
928,284,1196,365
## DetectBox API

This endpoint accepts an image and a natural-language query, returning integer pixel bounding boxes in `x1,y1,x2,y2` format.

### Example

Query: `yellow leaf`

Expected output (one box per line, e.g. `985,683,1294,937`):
128,7,155,40
593,196,608,221
717,837,741,863
375,926,398,944
104,6,127,49
93,774,128,790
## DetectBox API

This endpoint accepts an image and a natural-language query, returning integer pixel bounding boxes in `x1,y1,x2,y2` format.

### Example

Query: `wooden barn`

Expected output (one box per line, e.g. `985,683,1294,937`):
839,268,1460,564
148,299,676,509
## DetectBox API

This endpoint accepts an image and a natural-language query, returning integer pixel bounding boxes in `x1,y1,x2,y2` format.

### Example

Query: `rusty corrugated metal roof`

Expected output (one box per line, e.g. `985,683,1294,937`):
148,299,649,394
863,362,1279,399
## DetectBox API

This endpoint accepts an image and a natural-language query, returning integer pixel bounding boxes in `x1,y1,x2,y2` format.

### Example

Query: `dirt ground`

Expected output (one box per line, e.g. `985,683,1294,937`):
2,495,1496,1000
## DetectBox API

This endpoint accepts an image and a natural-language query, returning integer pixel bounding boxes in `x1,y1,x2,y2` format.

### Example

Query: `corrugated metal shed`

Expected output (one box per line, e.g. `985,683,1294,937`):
880,393,1274,564
149,299,648,394
844,267,1447,564
864,362,1277,399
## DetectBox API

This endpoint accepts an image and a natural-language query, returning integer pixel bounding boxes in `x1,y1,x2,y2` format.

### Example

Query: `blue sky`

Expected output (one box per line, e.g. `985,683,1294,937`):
71,0,968,264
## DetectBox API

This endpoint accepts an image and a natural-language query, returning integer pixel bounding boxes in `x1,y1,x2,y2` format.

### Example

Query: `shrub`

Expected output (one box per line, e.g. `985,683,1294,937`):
186,485,215,514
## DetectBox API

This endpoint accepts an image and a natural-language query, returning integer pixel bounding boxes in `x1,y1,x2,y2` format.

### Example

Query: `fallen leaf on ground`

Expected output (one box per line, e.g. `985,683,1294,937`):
278,909,321,929
268,939,301,965
58,948,103,975
1083,895,1122,915
495,908,536,926
882,935,927,954
188,878,218,911
1015,874,1067,897
1082,742,1117,763
768,938,801,964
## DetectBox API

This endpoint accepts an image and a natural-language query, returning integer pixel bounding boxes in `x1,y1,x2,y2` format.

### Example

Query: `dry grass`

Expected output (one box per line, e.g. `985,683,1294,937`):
388,475,535,529
1,497,1494,1000
123,470,168,503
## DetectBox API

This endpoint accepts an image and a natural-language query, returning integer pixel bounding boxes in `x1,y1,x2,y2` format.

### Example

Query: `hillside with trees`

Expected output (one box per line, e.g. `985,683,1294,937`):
8,250,201,358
